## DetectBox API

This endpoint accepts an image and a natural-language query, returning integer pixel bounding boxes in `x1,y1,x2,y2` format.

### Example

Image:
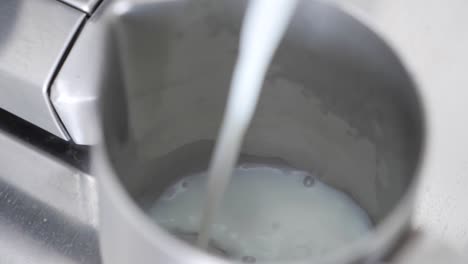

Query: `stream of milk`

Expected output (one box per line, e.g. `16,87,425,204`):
150,0,372,261
196,0,300,250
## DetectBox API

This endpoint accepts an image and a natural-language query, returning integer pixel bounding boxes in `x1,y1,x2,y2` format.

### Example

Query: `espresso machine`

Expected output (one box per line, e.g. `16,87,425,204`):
1,0,467,263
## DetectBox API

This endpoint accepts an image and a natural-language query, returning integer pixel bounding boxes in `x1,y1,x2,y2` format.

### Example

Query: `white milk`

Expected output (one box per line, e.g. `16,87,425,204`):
197,0,300,249
150,0,373,261
149,165,372,261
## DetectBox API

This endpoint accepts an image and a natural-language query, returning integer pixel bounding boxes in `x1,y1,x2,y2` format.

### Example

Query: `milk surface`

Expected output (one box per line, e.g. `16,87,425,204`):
149,166,372,261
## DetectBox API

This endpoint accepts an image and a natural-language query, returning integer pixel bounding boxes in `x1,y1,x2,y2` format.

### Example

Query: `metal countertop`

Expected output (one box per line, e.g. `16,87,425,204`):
0,109,99,264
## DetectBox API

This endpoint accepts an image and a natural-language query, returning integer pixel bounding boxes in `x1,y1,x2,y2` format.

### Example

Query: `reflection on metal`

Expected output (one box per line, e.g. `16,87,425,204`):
0,130,99,264
59,0,103,14
51,0,112,145
0,0,85,140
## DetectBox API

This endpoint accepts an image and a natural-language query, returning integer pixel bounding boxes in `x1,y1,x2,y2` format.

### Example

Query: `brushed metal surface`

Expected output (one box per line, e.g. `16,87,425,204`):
393,233,466,264
0,0,85,140
51,0,112,145
332,0,468,254
0,129,99,264
95,1,424,264
59,0,103,14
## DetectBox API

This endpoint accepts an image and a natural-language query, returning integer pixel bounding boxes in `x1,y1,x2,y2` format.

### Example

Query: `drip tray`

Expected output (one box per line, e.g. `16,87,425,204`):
0,120,99,264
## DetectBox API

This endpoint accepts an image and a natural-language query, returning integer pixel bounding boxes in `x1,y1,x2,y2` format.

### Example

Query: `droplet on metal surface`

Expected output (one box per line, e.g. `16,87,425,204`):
303,175,315,187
